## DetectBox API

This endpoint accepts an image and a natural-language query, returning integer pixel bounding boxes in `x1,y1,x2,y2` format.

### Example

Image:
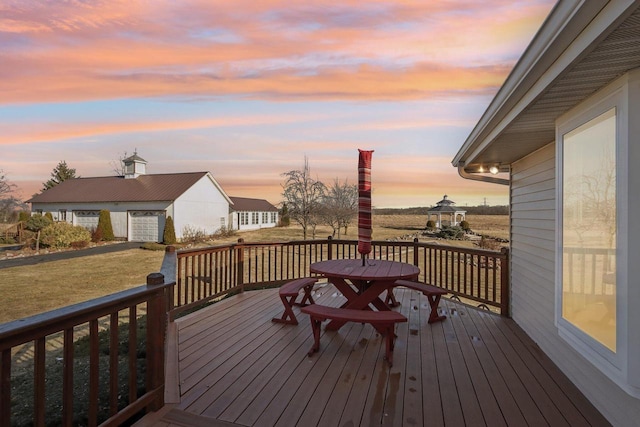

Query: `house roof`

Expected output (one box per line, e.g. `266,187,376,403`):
28,172,220,203
229,197,278,212
453,1,640,172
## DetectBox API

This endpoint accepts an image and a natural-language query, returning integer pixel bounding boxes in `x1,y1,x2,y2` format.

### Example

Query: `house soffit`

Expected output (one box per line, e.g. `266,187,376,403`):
458,4,640,172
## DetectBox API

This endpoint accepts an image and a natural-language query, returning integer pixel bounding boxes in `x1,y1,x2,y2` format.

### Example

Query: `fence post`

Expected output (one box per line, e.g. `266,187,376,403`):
500,247,510,317
327,236,333,260
146,272,167,411
413,238,419,267
236,239,245,293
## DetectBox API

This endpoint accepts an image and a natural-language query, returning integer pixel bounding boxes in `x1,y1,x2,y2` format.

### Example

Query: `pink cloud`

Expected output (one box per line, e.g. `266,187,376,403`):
0,1,553,104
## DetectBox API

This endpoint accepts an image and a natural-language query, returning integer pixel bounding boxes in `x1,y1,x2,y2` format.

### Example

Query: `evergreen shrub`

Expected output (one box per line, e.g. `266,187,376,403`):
97,210,115,241
41,222,91,248
163,216,177,244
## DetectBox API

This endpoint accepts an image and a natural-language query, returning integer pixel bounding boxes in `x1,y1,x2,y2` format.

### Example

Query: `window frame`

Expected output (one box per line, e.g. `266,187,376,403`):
556,81,629,388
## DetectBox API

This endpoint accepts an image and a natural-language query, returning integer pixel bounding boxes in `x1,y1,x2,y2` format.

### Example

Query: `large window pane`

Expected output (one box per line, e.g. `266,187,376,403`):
562,108,616,352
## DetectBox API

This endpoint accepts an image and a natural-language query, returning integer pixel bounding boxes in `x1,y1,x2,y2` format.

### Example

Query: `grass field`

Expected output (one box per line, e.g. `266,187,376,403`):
0,214,508,323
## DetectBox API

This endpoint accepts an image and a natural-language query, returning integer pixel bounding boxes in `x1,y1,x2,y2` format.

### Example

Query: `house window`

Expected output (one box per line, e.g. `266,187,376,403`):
220,217,225,228
561,108,617,352
59,210,67,222
271,212,277,223
240,212,248,225
262,212,268,223
251,212,258,224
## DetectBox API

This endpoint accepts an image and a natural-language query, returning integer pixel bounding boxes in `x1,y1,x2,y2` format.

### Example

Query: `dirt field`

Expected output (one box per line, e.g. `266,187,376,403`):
230,214,509,244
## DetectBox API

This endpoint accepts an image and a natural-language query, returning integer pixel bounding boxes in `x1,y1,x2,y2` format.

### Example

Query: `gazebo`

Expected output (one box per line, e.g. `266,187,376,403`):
427,195,466,228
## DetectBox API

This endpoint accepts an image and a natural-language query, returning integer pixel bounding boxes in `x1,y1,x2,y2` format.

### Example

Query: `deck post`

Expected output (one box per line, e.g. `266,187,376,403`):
236,239,245,293
146,272,167,412
500,247,510,317
413,238,419,267
327,236,333,260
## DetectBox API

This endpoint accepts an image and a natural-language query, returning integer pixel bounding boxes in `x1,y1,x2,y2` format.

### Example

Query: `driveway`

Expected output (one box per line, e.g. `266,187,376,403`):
0,242,142,269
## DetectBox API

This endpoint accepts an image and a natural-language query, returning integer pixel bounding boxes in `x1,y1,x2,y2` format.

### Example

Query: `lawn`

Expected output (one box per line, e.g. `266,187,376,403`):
0,214,508,324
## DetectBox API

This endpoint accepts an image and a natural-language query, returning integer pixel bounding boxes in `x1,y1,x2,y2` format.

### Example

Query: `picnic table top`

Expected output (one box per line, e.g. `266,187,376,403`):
310,259,419,282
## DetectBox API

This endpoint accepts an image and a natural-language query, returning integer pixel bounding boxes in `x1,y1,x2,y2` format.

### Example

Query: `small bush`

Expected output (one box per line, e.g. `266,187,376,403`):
18,211,30,223
479,236,501,250
91,226,103,243
212,226,236,239
40,222,91,248
163,216,177,244
459,220,470,231
97,210,115,241
436,225,465,240
44,212,54,222
181,225,208,244
0,237,16,244
426,220,435,230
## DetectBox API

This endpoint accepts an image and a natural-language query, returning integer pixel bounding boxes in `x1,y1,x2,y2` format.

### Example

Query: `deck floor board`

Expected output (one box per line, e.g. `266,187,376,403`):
138,285,610,427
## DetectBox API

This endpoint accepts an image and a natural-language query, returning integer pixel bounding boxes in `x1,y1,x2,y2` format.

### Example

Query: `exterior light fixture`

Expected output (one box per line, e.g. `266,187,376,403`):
489,166,499,175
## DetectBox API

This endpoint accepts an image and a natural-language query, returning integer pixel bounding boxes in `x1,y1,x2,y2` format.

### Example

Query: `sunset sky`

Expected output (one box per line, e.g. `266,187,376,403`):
1,0,555,208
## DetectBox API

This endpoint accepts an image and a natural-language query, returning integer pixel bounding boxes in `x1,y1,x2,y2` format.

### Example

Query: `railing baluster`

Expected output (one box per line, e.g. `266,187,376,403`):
89,319,99,427
128,307,138,407
34,337,46,427
62,328,74,426
109,312,119,416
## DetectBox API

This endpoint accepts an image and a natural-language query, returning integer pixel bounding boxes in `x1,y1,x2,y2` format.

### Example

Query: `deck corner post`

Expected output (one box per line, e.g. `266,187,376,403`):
146,285,167,412
146,272,164,286
413,237,419,266
236,238,245,292
327,236,333,260
499,247,510,317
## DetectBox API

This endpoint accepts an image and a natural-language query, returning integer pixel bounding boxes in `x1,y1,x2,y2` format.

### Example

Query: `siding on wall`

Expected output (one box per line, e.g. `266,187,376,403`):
173,175,230,238
511,143,640,426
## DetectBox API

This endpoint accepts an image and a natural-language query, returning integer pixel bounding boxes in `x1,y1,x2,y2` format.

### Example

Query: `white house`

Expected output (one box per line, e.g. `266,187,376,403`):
453,1,640,425
28,154,233,242
229,196,279,231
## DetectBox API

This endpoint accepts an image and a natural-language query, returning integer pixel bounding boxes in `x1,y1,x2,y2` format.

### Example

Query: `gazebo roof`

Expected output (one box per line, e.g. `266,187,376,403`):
427,195,466,213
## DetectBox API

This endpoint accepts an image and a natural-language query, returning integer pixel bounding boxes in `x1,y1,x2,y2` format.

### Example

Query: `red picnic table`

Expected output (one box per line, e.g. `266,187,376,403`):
309,259,419,331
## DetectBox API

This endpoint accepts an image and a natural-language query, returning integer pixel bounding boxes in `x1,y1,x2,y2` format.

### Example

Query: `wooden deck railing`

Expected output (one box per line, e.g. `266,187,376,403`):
0,239,508,426
173,237,510,319
0,247,177,427
2,221,24,243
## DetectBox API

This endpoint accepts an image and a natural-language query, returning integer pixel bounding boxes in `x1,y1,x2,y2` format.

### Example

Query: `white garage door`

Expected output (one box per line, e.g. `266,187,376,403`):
130,211,164,242
75,211,100,230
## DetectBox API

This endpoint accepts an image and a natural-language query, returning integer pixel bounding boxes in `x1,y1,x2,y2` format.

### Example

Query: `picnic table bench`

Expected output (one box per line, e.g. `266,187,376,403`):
392,280,448,323
272,277,318,325
301,304,407,366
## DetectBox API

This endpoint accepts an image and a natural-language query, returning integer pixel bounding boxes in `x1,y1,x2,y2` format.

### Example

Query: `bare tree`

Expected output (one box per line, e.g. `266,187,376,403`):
320,179,358,238
0,169,16,199
110,151,129,176
281,157,326,240
0,169,24,222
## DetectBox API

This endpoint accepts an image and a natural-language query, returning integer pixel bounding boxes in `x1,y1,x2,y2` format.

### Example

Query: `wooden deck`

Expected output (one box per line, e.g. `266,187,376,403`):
136,283,611,427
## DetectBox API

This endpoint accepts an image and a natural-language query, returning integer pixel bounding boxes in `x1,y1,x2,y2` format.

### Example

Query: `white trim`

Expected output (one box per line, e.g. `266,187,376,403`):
555,72,638,397
454,1,638,167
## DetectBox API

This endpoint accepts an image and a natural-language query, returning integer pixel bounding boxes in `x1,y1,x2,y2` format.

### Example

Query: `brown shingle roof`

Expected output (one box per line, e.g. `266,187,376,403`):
229,197,278,212
28,172,210,203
